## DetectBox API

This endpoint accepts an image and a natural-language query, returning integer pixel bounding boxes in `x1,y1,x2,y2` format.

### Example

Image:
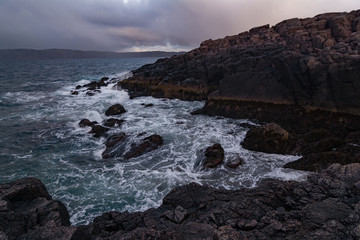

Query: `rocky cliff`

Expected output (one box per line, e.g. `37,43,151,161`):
120,10,360,115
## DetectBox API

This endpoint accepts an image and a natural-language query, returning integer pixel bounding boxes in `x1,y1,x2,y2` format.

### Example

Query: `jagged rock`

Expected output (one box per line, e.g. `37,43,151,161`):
124,134,163,159
105,104,126,116
102,133,127,159
103,118,125,127
2,163,360,239
202,143,225,168
71,90,79,95
89,125,109,138
79,119,97,128
119,10,360,116
0,178,71,240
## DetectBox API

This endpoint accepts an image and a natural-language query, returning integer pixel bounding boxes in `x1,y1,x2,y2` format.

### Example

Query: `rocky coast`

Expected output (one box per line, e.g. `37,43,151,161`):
1,9,360,239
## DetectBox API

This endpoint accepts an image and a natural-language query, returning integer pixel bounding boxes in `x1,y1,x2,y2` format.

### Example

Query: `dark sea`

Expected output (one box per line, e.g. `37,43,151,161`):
0,57,307,225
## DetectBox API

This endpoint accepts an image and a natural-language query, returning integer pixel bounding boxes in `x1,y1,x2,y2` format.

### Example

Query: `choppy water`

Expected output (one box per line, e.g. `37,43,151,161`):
0,57,307,225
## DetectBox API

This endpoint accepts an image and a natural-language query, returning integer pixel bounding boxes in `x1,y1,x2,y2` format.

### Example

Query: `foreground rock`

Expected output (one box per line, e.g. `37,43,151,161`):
0,178,73,240
4,163,360,239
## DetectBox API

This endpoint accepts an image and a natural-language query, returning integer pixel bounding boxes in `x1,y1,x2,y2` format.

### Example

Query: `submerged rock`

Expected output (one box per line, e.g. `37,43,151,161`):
105,104,126,116
124,134,163,159
79,118,97,128
89,125,109,138
102,133,127,159
202,143,224,168
103,118,125,127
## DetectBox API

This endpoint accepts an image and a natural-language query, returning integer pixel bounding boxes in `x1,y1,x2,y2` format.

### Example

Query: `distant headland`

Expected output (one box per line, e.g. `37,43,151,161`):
0,49,184,60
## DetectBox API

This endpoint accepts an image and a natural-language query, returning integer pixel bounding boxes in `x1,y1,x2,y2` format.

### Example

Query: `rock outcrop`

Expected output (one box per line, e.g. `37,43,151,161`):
0,178,73,240
3,163,360,239
119,10,360,115
117,9,360,171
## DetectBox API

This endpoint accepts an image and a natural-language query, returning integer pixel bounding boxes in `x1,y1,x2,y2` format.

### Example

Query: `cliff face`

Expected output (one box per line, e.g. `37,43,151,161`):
120,10,360,114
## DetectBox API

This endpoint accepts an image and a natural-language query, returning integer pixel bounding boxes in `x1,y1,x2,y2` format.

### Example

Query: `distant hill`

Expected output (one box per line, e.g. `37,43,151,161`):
0,49,185,60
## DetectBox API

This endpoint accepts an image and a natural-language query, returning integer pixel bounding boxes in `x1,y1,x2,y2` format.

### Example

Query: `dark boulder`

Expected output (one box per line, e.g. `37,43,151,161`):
71,91,79,95
226,154,245,169
124,134,163,159
102,133,127,159
103,118,125,127
79,119,97,128
0,178,71,240
89,125,109,138
242,123,296,154
202,143,224,168
105,104,126,116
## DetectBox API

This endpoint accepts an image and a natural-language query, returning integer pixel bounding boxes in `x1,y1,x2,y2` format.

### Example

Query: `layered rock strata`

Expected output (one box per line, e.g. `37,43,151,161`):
120,10,360,115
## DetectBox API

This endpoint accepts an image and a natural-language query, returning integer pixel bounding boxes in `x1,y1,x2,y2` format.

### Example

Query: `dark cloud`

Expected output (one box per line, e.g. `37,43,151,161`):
0,0,359,51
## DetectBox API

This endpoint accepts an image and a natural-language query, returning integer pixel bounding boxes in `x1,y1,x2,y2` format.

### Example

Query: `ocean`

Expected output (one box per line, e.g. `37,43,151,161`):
0,57,307,225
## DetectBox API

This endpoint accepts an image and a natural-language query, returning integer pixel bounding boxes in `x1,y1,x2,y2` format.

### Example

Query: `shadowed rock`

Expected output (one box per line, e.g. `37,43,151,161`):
202,143,225,168
103,118,125,128
242,123,296,154
89,125,109,138
105,104,126,116
102,133,127,159
124,134,163,159
3,163,360,239
79,119,97,128
0,178,71,240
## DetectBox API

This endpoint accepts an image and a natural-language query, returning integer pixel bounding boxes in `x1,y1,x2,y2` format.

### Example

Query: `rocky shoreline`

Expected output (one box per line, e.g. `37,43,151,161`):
1,9,360,239
1,163,360,239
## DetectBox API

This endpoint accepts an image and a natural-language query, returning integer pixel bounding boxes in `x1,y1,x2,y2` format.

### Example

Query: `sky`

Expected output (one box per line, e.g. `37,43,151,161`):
0,0,359,52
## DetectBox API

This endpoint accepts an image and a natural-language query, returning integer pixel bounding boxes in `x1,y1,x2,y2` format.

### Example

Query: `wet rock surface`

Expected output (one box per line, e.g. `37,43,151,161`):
3,163,360,239
105,104,127,116
124,134,163,159
0,178,72,240
202,143,225,168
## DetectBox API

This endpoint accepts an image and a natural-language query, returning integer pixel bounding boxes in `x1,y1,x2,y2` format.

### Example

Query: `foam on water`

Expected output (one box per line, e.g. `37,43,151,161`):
37,72,307,225
0,59,308,226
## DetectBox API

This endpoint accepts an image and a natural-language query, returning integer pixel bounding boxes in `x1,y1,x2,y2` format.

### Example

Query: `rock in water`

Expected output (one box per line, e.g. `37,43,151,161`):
79,118,97,128
103,118,125,127
105,104,126,116
124,134,163,159
89,125,109,138
202,143,224,168
102,133,127,159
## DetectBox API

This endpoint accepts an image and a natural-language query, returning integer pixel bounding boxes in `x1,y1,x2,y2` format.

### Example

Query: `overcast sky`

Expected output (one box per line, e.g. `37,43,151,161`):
0,0,359,52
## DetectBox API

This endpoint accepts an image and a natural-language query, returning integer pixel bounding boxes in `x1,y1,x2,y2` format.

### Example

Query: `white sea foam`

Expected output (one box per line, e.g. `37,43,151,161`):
17,70,308,225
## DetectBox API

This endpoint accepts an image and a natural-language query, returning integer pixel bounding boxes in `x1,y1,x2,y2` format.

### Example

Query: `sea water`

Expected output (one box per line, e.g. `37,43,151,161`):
0,57,307,225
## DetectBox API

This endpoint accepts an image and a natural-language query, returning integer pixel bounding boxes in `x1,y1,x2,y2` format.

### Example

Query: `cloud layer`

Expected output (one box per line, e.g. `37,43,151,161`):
0,0,359,51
